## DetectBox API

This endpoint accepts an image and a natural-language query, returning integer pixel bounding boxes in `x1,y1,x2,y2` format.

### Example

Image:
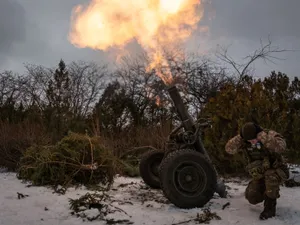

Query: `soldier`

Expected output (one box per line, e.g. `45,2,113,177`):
225,122,289,220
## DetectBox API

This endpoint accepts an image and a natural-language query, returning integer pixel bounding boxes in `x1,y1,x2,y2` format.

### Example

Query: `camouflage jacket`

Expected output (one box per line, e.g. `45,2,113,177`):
225,129,286,156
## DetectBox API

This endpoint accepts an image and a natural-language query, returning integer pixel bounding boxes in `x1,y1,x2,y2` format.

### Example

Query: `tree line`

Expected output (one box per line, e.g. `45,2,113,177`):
0,41,299,175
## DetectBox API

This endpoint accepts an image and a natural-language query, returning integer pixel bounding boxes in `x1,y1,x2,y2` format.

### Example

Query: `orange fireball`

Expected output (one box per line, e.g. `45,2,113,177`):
69,0,204,85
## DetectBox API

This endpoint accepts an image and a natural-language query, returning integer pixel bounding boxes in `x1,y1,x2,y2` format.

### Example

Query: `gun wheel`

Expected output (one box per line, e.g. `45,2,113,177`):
139,150,165,189
159,149,217,208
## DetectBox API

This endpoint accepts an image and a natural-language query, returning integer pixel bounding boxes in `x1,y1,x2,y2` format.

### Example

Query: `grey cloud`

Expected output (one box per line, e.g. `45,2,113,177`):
0,0,299,78
193,0,300,78
207,0,300,40
0,0,26,64
2,0,106,72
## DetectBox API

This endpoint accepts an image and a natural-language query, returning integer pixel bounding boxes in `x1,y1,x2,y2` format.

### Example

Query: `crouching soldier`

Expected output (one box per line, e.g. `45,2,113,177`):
225,122,289,220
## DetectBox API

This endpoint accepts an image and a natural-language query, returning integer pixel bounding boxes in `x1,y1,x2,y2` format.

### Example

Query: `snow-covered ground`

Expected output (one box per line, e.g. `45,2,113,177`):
1,165,300,225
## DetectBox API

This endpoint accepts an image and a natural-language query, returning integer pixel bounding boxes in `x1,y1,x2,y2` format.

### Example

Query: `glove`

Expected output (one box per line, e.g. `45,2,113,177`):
246,160,265,180
257,131,269,147
248,167,264,180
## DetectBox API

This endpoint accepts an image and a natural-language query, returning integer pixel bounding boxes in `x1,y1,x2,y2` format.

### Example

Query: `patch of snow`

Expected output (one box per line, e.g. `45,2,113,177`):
0,165,300,225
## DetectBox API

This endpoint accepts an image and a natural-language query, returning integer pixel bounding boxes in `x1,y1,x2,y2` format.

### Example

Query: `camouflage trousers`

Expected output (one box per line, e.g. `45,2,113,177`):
245,167,289,204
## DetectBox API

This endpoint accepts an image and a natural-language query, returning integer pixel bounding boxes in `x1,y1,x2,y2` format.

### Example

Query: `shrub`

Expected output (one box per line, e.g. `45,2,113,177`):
17,132,116,188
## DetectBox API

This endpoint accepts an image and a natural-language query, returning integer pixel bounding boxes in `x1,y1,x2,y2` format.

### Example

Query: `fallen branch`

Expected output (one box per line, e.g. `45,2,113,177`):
171,208,221,225
222,202,230,210
105,219,133,224
17,192,29,199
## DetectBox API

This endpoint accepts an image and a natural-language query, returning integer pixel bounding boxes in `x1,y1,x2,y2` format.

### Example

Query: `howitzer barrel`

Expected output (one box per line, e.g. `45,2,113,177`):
167,85,195,132
167,85,210,160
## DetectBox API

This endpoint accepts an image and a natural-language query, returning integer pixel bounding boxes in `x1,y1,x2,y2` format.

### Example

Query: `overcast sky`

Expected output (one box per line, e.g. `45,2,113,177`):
1,0,299,79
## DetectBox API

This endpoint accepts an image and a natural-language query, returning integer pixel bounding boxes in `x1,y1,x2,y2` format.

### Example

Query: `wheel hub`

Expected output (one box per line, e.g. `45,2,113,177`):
185,175,192,182
176,166,202,193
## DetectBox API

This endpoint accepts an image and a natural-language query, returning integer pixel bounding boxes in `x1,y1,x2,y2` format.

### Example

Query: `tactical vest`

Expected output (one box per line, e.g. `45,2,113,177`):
242,141,285,169
243,141,289,181
243,142,266,162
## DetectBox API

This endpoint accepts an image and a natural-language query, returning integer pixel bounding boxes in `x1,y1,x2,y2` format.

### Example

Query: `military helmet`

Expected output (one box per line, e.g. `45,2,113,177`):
240,122,262,141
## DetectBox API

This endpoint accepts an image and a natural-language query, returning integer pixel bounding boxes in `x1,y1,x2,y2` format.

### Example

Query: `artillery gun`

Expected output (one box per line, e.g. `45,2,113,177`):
139,85,227,209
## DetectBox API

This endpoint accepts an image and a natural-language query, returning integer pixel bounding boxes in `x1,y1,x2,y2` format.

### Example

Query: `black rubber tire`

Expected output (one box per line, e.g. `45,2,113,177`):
159,149,217,208
139,150,165,189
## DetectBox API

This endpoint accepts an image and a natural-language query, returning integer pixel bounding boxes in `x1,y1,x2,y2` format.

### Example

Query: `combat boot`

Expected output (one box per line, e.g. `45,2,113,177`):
259,196,276,220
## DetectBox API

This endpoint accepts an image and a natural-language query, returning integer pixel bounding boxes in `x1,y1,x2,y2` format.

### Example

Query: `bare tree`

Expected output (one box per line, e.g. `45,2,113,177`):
215,37,289,82
183,58,232,114
114,48,233,119
114,54,165,126
0,71,26,106
68,60,108,117
22,64,52,110
23,61,108,117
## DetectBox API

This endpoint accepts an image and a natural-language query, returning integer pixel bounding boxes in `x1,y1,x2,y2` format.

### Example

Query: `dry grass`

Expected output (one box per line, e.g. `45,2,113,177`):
0,121,50,171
